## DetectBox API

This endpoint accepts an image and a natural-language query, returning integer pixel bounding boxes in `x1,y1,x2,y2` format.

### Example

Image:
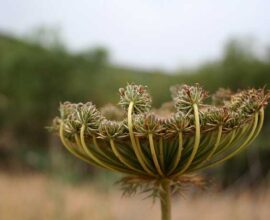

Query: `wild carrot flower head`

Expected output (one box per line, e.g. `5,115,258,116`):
50,83,270,220
51,83,269,186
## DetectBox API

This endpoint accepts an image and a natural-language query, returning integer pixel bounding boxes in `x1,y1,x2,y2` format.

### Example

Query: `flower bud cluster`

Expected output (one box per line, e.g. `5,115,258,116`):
170,84,208,113
59,102,81,138
52,84,269,143
56,102,104,139
119,83,152,113
50,83,270,185
59,102,77,119
100,103,124,121
132,113,163,136
98,120,126,140
202,107,244,132
231,89,269,115
163,112,192,137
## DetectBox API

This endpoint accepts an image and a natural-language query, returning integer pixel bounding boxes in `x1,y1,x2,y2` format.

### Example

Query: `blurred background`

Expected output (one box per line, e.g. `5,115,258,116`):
0,1,270,219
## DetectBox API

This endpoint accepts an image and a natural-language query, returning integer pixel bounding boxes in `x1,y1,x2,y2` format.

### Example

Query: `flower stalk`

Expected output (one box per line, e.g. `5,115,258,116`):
160,179,171,220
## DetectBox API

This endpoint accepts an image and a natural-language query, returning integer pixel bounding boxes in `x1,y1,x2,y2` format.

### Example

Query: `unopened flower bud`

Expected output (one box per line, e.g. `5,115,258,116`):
100,103,125,121
59,102,77,119
170,84,208,113
133,113,162,136
98,120,125,139
119,83,152,114
164,112,191,136
229,88,270,115
76,102,104,128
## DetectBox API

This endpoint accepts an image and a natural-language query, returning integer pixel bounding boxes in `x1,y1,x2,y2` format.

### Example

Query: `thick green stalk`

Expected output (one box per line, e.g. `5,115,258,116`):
160,179,171,220
174,103,200,176
159,137,165,171
128,102,155,176
149,133,164,176
196,111,261,171
135,136,156,171
109,139,144,174
203,125,223,161
59,122,96,165
80,125,135,174
168,132,183,175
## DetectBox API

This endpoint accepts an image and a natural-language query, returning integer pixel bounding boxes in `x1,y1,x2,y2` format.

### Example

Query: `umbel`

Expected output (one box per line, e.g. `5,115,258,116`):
51,83,269,220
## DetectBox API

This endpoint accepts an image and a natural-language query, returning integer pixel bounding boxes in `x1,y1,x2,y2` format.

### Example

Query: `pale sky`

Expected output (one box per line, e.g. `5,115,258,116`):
0,0,270,70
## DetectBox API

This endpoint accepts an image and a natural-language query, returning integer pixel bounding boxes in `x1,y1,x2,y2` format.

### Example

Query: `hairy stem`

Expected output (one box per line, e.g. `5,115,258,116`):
160,179,171,220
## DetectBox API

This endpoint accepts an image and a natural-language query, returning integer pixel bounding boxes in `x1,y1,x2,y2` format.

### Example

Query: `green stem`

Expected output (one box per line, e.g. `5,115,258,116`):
149,133,164,177
128,102,155,176
160,179,171,220
59,122,95,165
159,137,165,172
204,125,223,161
80,125,134,174
195,110,261,171
174,103,200,176
109,139,144,174
168,132,183,175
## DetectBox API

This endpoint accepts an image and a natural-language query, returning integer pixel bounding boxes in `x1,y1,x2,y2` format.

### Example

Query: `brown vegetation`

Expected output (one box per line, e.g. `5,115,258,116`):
0,173,269,220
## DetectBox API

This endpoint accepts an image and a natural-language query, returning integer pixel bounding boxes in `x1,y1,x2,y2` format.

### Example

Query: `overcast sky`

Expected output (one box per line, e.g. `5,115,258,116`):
0,0,270,70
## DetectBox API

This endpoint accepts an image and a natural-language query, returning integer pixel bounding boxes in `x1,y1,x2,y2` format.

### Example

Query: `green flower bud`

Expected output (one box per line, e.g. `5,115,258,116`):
59,102,77,119
223,111,245,132
59,103,81,139
100,103,125,121
98,120,126,140
229,88,270,115
75,102,104,128
63,113,81,136
163,112,191,136
119,83,152,114
133,113,163,136
204,107,229,127
170,84,208,113
59,102,104,137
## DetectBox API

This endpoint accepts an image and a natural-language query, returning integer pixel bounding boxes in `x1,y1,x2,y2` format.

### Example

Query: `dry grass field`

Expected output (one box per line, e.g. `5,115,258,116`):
0,172,270,220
